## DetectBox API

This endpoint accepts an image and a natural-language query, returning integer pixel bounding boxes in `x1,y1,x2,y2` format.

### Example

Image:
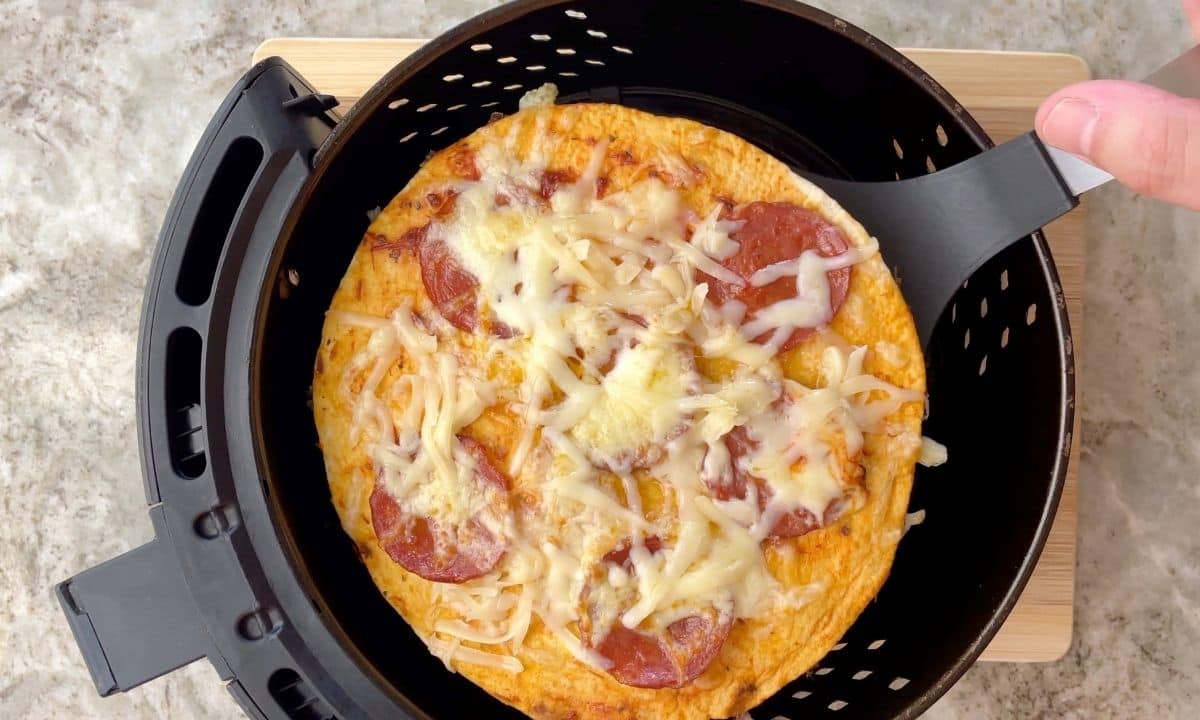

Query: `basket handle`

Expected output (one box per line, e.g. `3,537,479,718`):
55,508,212,696
803,44,1200,346
56,57,336,700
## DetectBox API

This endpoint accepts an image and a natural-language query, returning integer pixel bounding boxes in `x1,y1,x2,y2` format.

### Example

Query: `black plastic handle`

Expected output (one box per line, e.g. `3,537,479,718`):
803,131,1077,346
809,44,1200,347
56,57,334,702
56,508,215,696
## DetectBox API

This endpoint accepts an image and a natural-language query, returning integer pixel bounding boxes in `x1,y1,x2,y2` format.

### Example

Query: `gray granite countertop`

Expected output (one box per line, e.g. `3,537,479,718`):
2,1,1197,718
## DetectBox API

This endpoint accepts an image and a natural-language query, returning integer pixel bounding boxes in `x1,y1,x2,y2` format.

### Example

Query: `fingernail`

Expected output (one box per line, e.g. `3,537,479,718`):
1040,97,1099,156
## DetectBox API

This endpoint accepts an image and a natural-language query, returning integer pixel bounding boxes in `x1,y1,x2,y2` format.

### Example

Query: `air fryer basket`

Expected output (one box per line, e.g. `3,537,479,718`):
56,1,1072,719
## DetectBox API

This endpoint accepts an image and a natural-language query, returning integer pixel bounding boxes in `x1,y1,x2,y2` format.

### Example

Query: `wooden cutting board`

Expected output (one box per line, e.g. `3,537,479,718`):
253,39,1084,663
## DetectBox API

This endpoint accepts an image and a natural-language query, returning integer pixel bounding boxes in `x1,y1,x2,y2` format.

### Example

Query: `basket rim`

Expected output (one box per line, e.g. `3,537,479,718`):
249,2,1076,718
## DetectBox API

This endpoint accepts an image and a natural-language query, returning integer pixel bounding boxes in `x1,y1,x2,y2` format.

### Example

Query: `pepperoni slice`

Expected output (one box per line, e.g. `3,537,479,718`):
706,425,842,541
705,201,851,352
415,193,516,337
704,425,756,503
594,612,731,689
414,161,570,336
602,535,664,565
370,436,509,583
419,234,482,333
583,537,731,689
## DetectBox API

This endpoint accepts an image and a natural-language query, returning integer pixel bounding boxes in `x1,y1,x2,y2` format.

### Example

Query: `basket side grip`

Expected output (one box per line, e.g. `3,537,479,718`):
55,506,214,696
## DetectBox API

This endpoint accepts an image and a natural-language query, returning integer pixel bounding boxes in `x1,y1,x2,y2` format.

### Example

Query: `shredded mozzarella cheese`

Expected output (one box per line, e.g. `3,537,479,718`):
919,436,949,467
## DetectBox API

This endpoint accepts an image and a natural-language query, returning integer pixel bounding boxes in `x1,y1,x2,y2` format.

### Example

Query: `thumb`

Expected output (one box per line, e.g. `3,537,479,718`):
1035,79,1200,210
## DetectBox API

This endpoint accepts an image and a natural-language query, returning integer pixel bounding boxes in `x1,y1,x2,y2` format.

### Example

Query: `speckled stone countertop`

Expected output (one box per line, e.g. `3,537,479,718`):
2,1,1197,718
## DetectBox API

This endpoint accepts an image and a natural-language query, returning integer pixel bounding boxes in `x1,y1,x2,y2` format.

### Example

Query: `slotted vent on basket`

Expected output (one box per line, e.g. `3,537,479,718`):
735,633,921,719
374,4,637,186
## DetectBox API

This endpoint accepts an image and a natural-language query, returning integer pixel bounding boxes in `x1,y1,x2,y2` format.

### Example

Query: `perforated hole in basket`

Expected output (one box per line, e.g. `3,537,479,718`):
891,111,962,182
943,260,1039,389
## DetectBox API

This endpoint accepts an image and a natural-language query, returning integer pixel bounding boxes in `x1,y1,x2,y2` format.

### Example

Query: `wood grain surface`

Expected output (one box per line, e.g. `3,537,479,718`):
252,38,1085,663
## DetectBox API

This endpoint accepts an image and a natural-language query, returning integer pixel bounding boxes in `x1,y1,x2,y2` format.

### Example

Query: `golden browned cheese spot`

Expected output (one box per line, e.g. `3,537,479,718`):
461,407,521,466
633,476,674,526
695,355,739,383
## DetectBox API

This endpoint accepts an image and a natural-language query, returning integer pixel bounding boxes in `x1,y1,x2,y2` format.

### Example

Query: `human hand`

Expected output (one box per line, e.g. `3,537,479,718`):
1035,0,1200,210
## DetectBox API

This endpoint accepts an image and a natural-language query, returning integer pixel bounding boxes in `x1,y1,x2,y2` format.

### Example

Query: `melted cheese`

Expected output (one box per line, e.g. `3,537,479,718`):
919,436,949,467
568,342,694,465
903,508,927,536
741,239,880,350
518,82,559,110
334,108,923,675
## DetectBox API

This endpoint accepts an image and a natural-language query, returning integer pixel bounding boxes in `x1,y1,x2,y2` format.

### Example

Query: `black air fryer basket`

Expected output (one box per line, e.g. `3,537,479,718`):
56,1,1073,718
